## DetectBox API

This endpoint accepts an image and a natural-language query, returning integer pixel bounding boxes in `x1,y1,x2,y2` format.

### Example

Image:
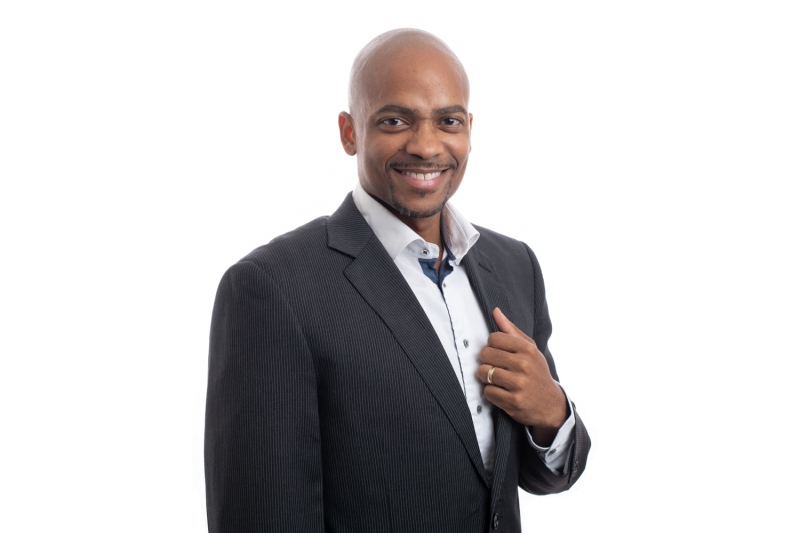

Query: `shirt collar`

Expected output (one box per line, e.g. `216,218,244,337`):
352,182,480,265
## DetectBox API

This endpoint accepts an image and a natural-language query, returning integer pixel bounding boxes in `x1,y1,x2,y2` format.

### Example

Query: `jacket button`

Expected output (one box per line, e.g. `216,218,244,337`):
492,513,500,529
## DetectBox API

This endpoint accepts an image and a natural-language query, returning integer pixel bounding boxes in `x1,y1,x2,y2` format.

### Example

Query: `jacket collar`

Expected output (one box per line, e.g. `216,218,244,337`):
326,192,374,258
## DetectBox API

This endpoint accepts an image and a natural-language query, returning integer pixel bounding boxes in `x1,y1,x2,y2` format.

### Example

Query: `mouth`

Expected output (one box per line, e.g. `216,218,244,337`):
391,167,450,190
399,169,443,181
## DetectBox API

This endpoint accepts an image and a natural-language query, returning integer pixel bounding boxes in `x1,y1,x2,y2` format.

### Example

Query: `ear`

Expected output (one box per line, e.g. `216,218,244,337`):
338,112,357,156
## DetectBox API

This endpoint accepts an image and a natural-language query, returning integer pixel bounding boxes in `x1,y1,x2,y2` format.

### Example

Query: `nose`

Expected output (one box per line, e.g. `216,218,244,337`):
404,120,444,160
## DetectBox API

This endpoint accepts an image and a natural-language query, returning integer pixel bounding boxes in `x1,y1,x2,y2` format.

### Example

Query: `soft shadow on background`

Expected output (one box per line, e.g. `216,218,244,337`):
1,1,798,531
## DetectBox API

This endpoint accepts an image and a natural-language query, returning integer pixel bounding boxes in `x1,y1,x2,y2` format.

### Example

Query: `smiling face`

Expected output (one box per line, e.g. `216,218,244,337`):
339,41,472,220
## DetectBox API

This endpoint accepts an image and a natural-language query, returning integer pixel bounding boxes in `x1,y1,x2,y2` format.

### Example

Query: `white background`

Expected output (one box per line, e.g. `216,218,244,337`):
1,1,798,531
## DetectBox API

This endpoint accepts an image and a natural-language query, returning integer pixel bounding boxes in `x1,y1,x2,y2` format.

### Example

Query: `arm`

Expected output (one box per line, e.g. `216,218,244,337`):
479,312,591,494
518,244,590,494
525,384,575,473
477,245,590,494
518,401,590,495
205,261,324,532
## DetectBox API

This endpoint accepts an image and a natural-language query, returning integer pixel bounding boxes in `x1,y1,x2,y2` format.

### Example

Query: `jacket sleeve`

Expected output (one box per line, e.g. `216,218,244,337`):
205,260,325,532
517,244,591,495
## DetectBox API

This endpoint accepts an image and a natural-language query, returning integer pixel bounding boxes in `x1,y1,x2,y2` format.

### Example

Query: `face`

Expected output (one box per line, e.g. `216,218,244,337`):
339,47,472,219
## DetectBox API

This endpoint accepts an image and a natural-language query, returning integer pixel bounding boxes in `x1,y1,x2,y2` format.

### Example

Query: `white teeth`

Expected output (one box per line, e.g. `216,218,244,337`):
403,170,442,180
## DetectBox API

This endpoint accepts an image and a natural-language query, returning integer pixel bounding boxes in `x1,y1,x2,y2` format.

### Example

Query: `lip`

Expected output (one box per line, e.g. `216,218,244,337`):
392,168,449,190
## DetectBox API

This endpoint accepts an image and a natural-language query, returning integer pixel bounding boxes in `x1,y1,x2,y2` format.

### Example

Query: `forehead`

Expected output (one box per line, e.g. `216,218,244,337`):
360,47,469,116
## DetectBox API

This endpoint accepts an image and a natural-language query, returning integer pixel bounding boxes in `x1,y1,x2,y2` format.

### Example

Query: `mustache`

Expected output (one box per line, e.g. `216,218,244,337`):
389,161,456,171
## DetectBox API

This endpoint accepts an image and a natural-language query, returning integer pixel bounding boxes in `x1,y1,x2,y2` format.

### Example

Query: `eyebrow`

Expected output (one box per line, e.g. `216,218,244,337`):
374,104,418,116
433,105,468,116
373,104,468,116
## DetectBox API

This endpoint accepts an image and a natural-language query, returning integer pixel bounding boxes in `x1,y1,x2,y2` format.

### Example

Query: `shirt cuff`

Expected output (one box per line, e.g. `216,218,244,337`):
524,385,576,475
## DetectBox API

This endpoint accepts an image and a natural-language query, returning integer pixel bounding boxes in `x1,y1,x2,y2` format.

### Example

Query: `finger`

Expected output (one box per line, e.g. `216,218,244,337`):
479,345,516,368
477,364,521,391
477,363,501,385
493,308,535,344
483,384,515,412
484,338,548,378
487,331,533,354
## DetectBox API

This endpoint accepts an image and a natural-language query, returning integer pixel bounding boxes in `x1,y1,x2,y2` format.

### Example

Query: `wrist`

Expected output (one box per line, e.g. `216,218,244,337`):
530,425,559,448
544,384,569,428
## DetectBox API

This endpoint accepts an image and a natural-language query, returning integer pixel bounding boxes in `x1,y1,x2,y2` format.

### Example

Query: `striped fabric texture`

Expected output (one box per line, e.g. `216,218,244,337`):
205,193,591,533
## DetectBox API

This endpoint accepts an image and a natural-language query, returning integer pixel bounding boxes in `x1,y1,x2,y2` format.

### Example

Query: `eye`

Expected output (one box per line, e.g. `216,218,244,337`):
441,117,462,127
381,118,404,127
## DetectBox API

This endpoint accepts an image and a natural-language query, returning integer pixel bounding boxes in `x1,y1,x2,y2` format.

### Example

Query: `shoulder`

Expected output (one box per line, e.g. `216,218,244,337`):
471,224,541,274
239,216,330,274
469,225,551,342
218,217,328,290
216,192,369,303
218,214,355,298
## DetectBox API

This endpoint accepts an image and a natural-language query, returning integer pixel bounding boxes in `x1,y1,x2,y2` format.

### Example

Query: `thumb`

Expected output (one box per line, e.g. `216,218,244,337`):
493,308,534,343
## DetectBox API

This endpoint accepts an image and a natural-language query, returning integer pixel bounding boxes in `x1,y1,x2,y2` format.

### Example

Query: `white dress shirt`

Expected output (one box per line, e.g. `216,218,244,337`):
352,183,575,476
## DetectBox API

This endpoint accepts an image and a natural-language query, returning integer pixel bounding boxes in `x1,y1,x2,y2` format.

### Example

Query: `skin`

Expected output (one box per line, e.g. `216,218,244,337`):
339,32,471,266
480,308,569,445
338,30,567,444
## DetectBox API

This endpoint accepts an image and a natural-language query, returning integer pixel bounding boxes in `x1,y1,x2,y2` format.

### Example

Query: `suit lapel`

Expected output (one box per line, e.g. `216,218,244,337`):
460,249,510,334
461,248,514,506
328,195,490,487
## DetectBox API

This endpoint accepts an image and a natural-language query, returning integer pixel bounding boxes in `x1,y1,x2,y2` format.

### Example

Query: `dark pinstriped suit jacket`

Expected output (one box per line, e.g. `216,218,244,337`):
205,193,590,533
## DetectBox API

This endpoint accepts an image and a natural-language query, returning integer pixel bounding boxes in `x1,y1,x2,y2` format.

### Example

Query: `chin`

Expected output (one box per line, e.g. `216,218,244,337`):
387,178,452,219
391,194,449,219
395,203,446,219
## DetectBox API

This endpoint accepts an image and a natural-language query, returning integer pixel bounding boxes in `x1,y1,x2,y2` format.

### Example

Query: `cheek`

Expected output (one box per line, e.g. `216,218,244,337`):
446,136,471,164
367,153,388,177
363,139,389,166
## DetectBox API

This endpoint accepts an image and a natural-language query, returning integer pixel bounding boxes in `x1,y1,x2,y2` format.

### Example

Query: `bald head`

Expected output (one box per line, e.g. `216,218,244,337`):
338,29,473,222
348,29,470,119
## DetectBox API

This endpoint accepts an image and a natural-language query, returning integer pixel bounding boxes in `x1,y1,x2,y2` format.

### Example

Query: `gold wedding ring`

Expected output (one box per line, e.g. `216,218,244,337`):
487,366,496,385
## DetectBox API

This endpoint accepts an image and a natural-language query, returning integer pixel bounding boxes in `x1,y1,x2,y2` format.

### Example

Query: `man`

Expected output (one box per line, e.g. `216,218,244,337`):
205,29,590,533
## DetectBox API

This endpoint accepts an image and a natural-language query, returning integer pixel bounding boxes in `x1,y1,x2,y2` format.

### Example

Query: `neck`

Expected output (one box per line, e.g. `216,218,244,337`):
365,191,444,248
395,211,442,249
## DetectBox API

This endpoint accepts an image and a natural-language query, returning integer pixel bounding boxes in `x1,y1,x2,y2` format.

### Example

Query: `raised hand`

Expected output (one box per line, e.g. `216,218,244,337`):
478,308,568,441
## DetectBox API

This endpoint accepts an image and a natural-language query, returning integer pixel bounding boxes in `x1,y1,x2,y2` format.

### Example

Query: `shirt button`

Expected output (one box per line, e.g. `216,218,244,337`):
492,513,500,529
442,282,447,288
477,405,483,414
422,249,428,255
463,339,469,348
